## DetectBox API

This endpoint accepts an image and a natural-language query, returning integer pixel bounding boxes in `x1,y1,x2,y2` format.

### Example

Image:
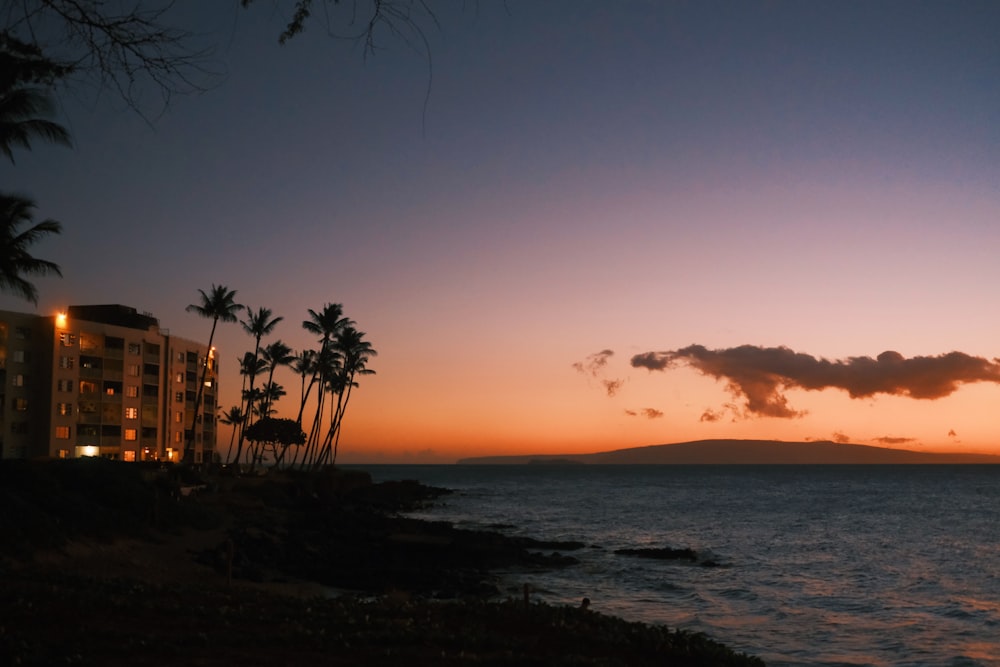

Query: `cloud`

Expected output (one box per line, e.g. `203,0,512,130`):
624,408,664,419
573,349,614,377
603,379,625,397
699,409,723,422
631,344,1000,419
874,436,915,446
574,349,625,397
832,431,851,444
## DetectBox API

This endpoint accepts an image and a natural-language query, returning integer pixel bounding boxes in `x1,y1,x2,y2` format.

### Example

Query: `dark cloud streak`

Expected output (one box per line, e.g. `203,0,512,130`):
631,344,1000,419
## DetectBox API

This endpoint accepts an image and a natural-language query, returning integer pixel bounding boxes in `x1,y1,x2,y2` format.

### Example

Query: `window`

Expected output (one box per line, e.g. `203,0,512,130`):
13,350,26,363
14,326,29,339
123,450,136,462
55,426,71,439
143,384,158,398
105,336,124,350
58,449,69,459
174,431,182,443
128,343,141,355
59,355,74,369
57,403,73,416
175,391,183,403
125,407,138,419
145,343,160,356
177,351,185,362
14,398,28,411
13,373,25,387
79,381,98,394
80,333,101,352
59,332,77,347
124,428,137,441
80,355,102,370
175,411,182,423
57,379,73,392
127,364,140,377
176,372,183,383
126,385,139,398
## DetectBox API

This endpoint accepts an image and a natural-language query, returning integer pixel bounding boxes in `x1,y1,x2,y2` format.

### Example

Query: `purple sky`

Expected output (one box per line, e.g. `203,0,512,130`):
4,1,1000,461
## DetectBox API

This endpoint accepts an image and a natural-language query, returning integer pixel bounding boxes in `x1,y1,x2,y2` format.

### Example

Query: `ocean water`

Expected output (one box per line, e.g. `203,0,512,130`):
357,464,1000,667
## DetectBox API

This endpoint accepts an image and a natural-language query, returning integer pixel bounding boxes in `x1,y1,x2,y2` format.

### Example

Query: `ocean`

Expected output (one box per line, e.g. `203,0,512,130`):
355,464,1000,667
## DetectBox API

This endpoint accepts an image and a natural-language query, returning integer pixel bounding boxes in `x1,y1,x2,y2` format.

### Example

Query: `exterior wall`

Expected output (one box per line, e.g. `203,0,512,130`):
0,312,55,459
0,306,217,463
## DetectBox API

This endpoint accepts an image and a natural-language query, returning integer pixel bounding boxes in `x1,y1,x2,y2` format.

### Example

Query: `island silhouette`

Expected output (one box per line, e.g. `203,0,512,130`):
457,440,1000,465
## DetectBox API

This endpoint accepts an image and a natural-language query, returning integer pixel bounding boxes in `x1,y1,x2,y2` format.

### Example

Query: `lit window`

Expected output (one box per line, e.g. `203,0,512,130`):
14,398,28,411
128,343,141,355
125,407,138,419
175,372,183,383
58,449,69,459
59,355,74,369
59,332,77,347
127,364,140,377
79,381,97,394
126,385,139,398
57,403,73,416
123,450,136,462
175,411,182,423
13,374,25,387
55,426,71,439
124,428,137,441
174,431,182,443
106,387,116,396
175,392,183,403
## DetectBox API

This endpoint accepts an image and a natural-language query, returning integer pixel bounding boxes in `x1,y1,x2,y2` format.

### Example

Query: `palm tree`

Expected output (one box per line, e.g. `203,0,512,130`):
260,339,295,415
236,306,282,460
301,304,352,466
184,284,243,464
0,193,62,304
0,34,72,164
230,352,265,465
323,327,377,466
218,405,243,465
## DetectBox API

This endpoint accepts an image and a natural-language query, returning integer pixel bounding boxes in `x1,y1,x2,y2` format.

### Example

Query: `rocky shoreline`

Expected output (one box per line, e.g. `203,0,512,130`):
0,458,765,666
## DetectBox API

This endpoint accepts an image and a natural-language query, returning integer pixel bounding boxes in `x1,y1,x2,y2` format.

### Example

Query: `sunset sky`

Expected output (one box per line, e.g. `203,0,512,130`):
4,1,1000,462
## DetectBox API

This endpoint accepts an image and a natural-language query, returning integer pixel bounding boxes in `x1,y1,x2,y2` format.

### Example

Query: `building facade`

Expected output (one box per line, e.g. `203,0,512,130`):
0,305,218,463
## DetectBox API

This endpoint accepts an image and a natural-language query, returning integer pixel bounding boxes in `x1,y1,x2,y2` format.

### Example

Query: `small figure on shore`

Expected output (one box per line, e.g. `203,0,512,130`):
580,597,591,610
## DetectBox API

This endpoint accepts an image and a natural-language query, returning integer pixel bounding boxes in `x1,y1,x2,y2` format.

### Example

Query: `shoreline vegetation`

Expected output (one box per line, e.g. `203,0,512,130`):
1,458,765,666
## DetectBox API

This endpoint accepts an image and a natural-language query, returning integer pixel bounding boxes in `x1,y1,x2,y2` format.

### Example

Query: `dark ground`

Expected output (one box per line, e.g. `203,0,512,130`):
0,458,765,666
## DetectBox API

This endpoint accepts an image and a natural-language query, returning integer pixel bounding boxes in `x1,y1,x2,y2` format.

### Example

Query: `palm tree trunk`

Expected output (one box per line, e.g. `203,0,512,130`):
185,317,218,465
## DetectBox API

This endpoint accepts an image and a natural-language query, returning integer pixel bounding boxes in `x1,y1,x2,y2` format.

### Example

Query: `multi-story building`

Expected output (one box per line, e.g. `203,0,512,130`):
0,304,218,463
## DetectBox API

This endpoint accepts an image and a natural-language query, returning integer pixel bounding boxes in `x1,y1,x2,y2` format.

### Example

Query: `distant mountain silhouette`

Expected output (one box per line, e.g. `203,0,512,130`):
457,439,1000,465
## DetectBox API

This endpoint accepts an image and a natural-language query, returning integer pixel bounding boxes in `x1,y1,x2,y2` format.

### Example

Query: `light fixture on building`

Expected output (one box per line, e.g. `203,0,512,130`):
55,312,67,328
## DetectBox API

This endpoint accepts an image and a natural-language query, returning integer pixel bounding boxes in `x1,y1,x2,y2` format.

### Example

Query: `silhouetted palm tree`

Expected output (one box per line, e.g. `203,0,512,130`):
301,304,352,465
324,326,377,466
0,193,62,304
230,351,265,465
218,405,243,464
184,284,243,464
0,34,71,164
236,306,282,459
260,339,294,415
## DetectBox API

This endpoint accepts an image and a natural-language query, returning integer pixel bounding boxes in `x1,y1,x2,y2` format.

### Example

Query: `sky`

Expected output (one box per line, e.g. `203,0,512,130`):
4,1,1000,462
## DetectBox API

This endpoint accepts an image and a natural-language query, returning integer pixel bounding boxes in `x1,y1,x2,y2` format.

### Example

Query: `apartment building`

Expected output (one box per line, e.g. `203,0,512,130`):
0,304,218,463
